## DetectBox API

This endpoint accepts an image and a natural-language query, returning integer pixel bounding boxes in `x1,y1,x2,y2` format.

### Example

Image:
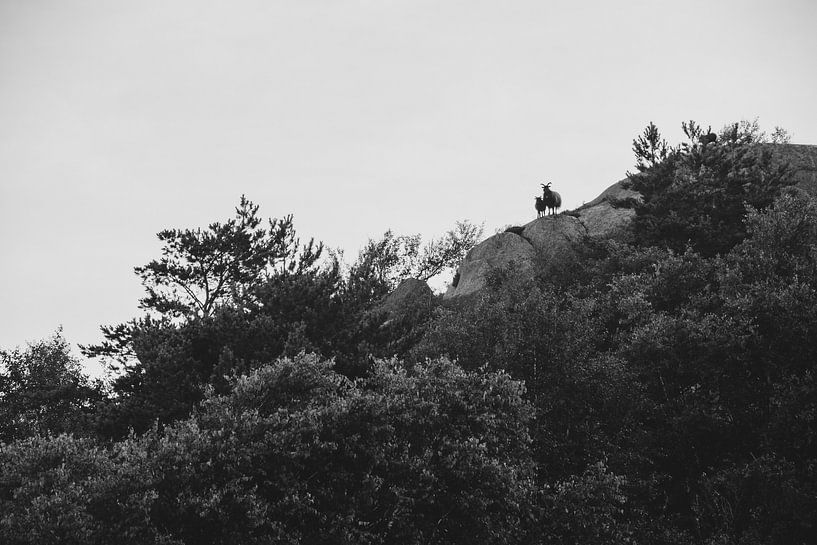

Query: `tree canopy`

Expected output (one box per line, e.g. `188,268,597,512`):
627,119,796,256
135,195,324,319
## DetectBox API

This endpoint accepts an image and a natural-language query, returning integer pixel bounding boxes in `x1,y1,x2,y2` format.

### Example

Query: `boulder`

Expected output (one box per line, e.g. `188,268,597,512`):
582,178,643,208
577,200,637,238
380,278,433,315
573,178,641,238
445,232,536,298
521,214,586,261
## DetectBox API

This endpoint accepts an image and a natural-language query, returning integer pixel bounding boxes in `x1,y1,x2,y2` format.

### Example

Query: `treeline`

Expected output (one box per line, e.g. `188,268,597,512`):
1,120,815,544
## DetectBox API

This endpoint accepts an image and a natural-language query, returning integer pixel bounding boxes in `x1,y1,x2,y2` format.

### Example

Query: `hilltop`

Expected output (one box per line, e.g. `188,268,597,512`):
444,143,817,298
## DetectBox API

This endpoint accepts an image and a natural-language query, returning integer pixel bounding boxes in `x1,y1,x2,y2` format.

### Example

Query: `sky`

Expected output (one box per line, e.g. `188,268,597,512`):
2,0,817,360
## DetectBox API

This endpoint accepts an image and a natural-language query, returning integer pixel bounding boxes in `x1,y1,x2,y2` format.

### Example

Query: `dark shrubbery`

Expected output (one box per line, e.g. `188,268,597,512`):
627,120,795,256
1,356,537,544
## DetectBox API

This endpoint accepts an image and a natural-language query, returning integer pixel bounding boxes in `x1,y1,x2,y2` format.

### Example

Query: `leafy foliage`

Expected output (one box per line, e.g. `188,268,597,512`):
0,434,170,545
81,197,323,367
540,462,641,545
136,195,323,319
344,221,482,306
0,331,102,442
80,202,480,437
632,121,670,172
1,356,536,545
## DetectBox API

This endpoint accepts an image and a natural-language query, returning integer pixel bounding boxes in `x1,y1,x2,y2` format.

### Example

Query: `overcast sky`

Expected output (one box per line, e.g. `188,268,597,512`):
2,0,816,356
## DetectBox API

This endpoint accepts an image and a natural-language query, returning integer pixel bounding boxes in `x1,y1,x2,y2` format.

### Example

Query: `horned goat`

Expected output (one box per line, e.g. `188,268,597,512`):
537,182,562,216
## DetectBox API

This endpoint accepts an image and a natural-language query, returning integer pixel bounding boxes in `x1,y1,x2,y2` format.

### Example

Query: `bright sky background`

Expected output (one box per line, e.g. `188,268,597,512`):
2,0,817,359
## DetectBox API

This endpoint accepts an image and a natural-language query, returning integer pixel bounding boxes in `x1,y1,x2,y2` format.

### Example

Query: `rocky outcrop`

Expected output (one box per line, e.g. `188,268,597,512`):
445,144,817,299
573,178,642,239
380,278,434,315
445,179,641,299
446,232,536,297
582,178,643,209
445,177,642,298
522,214,586,255
577,201,636,239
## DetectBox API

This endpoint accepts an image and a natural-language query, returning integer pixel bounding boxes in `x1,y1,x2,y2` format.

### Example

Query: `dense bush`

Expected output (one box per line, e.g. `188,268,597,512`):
0,332,103,442
1,355,536,544
627,120,795,256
